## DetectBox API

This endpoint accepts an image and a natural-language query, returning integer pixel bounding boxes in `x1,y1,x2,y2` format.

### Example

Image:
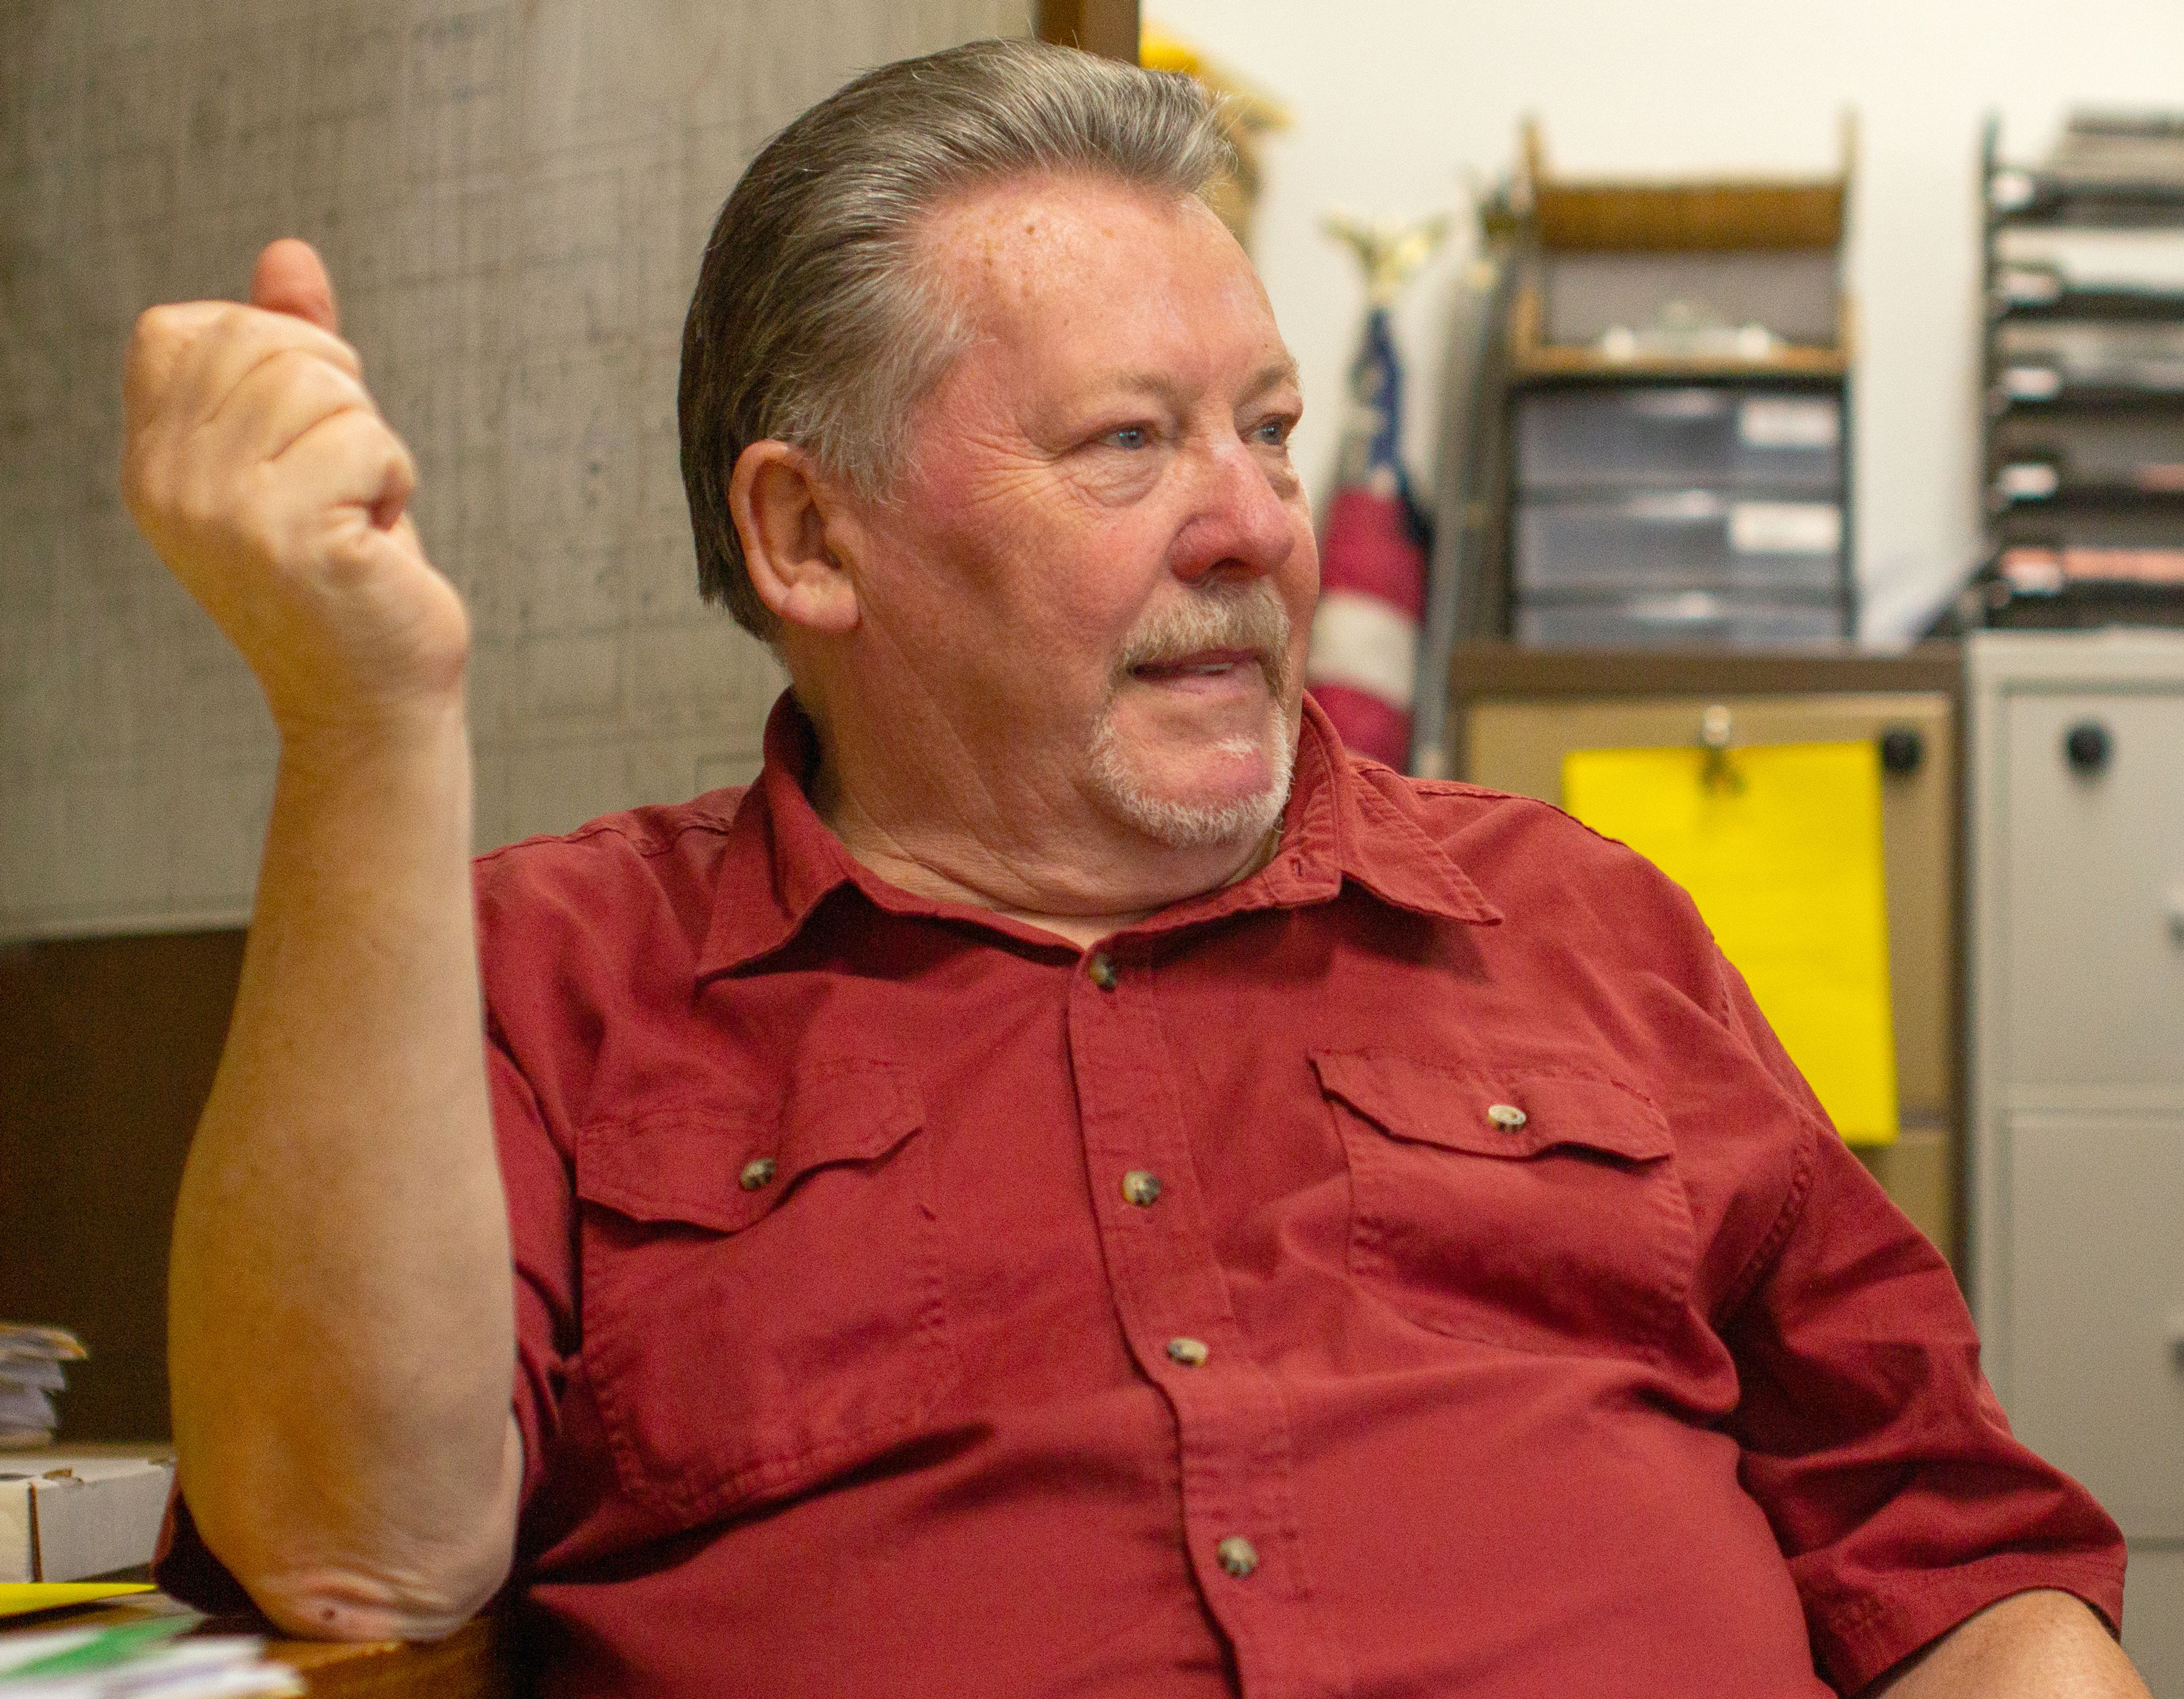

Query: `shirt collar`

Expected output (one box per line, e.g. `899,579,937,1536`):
696,690,1498,981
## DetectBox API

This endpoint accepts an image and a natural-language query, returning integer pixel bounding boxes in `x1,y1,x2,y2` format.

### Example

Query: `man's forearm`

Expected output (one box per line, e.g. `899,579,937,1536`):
168,700,519,1641
1872,1589,2150,1698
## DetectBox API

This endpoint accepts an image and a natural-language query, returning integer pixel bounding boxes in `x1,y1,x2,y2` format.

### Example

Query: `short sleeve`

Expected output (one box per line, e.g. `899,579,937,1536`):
1713,964,2125,1693
488,1027,578,1520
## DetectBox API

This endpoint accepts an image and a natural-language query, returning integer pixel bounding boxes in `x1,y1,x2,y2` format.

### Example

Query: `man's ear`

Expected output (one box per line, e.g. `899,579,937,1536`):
728,441,862,636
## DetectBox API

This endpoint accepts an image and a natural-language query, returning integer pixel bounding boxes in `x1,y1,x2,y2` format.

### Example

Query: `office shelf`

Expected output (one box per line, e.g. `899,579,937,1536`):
1964,115,2184,631
1498,119,1856,647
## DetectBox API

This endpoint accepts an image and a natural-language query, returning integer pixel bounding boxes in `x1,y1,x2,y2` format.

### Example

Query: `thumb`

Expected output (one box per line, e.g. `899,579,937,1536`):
249,238,339,334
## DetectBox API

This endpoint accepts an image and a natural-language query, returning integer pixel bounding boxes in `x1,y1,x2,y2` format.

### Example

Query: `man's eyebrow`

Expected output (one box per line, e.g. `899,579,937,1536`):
1094,356,1302,404
1242,355,1303,399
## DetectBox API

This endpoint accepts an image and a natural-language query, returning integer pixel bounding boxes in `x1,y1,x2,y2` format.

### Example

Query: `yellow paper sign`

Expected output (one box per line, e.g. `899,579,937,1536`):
0,1582,156,1619
1561,741,1898,1145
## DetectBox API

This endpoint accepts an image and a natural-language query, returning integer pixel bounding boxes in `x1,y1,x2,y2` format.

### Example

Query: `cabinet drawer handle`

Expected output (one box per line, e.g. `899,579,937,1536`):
1879,726,1924,776
2063,720,2112,776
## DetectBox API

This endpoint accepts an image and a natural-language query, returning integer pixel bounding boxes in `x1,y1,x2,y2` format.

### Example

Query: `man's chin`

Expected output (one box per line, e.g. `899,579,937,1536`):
1085,724,1296,853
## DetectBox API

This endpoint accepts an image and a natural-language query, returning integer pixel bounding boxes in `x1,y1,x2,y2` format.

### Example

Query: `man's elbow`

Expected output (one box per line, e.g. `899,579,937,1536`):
184,1414,527,1642
240,1545,512,1643
192,1444,523,1644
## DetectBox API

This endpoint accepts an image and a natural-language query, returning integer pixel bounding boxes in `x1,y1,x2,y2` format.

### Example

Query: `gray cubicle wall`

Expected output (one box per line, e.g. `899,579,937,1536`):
0,0,1028,941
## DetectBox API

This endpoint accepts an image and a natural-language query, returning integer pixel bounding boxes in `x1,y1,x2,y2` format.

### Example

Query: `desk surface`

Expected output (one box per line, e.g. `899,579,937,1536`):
0,1594,507,1698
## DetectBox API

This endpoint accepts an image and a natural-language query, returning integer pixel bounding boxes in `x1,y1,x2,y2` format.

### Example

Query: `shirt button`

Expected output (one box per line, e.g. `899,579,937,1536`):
739,1157,778,1190
1120,1169,1163,1207
1087,952,1119,990
1165,1336,1209,1367
1215,1536,1259,1578
1486,1103,1528,1132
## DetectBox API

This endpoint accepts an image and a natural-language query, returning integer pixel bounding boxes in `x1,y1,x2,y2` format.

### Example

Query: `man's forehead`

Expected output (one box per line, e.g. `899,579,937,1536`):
917,171,1239,323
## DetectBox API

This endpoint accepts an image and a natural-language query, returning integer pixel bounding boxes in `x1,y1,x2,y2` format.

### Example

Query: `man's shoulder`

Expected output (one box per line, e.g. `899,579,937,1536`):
470,787,751,955
475,788,747,881
1341,755,1716,960
1346,757,1672,888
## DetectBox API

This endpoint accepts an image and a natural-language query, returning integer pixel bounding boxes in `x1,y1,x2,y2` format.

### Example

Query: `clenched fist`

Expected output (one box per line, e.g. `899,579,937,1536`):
122,239,469,734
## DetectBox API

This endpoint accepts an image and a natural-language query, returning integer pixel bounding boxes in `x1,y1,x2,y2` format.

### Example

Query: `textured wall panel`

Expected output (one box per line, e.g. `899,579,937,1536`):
0,0,1029,939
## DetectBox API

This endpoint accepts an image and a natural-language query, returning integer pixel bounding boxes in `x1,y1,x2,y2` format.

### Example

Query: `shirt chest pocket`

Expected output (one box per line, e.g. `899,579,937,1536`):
573,1059,954,1531
1313,1051,1696,1362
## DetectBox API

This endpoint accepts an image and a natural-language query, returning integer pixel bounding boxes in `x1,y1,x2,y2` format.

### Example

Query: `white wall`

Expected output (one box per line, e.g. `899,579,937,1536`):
1154,0,2184,644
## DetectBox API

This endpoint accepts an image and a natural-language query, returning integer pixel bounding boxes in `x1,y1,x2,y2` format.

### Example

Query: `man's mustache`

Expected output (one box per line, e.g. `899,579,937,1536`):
1112,585,1293,695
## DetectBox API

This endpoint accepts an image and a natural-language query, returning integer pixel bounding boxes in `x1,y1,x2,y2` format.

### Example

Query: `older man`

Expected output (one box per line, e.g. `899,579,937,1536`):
123,39,2138,1699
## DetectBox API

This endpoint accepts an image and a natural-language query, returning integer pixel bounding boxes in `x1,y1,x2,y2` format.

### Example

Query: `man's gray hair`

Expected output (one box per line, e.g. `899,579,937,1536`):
677,38,1235,639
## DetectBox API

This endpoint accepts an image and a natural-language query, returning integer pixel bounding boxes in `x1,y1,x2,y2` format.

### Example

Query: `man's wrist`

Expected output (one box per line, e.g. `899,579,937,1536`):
271,682,472,770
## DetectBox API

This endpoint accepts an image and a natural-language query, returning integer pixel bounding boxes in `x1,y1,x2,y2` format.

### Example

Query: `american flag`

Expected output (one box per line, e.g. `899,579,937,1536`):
1305,302,1430,769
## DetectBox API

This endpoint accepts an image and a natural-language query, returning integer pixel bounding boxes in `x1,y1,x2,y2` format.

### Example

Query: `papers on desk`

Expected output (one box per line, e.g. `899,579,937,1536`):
0,1615,300,1697
0,1592,155,1624
0,1333,85,1452
1561,739,1900,1145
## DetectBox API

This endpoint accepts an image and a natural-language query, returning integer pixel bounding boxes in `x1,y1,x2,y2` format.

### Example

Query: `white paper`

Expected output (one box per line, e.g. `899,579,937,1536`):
1996,463,2061,500
0,1390,56,1432
1736,397,1839,450
1729,502,1842,556
0,1629,100,1676
0,1636,301,1698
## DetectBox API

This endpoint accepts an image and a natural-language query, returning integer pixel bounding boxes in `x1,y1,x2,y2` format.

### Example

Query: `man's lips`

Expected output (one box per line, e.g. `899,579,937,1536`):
1128,648,1264,683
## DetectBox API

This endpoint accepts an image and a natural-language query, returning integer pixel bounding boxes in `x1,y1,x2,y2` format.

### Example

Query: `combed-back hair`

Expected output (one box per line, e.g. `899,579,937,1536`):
677,38,1234,638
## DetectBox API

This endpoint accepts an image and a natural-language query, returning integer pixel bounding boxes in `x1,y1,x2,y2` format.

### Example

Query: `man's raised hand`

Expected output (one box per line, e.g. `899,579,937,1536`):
122,239,469,735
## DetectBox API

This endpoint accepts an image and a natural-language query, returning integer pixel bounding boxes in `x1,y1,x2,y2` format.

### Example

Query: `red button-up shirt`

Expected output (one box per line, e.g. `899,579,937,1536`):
160,694,2123,1696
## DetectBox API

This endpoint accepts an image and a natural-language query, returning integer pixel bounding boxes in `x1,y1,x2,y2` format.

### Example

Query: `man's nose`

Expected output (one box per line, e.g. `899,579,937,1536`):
1167,434,1298,586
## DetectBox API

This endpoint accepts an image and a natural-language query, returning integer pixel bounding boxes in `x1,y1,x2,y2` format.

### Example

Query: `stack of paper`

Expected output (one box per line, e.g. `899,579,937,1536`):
0,1614,300,1697
0,1335,85,1452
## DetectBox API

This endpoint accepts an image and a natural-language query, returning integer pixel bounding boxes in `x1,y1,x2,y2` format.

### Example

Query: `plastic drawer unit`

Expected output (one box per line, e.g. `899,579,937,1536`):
1513,386,1842,492
1514,594,1844,648
1513,490,1843,596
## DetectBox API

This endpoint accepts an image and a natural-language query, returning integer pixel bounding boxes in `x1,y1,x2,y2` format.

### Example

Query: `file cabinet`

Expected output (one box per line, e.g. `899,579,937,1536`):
1967,631,2184,1687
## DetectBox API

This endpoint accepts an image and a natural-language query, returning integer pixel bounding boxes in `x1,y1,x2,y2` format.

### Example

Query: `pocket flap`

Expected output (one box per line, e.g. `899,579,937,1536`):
576,1059,925,1232
1312,1051,1671,1165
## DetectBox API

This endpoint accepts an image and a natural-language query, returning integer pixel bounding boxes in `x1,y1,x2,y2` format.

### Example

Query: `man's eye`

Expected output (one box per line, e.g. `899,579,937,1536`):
1252,417,1296,447
1105,426,1149,450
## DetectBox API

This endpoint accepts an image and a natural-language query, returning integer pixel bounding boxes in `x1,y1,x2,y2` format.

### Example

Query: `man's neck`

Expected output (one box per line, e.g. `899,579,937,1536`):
810,762,1283,952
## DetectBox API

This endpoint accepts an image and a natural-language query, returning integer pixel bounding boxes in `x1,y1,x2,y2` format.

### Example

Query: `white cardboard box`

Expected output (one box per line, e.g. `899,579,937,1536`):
0,1452,175,1582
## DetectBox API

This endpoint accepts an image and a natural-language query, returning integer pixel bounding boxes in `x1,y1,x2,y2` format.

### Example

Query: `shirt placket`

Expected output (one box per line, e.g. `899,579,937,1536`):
1066,942,1350,1699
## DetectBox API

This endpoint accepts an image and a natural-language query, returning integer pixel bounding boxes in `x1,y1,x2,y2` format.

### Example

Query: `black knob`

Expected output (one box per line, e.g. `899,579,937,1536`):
1878,727,1924,777
2064,720,2112,775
